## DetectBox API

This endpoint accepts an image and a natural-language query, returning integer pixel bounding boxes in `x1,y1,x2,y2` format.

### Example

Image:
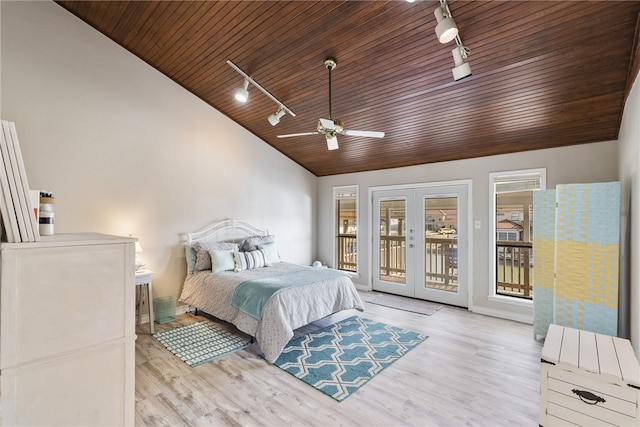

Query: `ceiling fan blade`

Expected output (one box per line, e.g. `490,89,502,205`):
343,129,385,138
319,118,335,131
277,132,319,138
326,133,339,150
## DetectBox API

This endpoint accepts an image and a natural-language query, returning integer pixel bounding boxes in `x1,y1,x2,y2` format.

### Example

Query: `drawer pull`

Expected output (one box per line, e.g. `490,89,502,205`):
572,389,606,405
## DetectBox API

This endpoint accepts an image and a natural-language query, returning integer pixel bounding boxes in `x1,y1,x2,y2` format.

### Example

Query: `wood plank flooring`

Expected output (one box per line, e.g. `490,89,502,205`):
135,291,542,426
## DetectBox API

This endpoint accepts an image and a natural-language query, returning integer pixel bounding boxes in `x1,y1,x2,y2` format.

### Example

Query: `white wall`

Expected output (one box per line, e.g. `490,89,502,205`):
619,73,640,353
0,1,317,299
318,140,619,322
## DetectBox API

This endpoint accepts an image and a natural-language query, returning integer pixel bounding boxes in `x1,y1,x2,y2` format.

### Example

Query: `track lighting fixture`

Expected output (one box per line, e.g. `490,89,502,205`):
434,0,458,44
227,60,295,124
268,107,286,126
432,0,472,82
234,79,250,103
451,42,472,81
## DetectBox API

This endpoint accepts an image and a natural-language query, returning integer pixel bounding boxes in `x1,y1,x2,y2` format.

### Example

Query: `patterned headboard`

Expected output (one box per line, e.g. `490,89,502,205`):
183,219,269,247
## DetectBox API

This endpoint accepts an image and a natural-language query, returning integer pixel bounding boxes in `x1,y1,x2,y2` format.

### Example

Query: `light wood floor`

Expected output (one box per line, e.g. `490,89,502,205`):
135,292,542,426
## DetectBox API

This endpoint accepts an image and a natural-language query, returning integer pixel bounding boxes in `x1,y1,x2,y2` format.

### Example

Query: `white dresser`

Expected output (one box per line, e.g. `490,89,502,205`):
0,233,136,426
540,324,640,426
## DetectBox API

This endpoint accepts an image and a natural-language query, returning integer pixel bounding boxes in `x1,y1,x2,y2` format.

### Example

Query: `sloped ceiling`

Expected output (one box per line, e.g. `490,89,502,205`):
55,1,640,176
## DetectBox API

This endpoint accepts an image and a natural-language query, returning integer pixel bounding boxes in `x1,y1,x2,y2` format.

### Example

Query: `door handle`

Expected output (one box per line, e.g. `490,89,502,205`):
409,244,414,248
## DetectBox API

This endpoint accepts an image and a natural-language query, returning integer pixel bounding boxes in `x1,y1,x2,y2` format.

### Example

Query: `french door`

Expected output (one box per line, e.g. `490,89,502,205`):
372,182,469,307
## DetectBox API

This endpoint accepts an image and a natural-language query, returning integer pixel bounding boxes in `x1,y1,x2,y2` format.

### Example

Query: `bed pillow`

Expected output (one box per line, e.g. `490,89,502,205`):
185,244,197,274
241,235,275,252
209,249,236,273
233,249,267,272
258,242,280,265
193,242,240,271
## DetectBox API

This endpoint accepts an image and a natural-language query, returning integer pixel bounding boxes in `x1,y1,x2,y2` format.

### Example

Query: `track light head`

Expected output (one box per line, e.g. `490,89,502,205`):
268,107,286,126
234,79,250,103
434,6,458,43
451,46,472,81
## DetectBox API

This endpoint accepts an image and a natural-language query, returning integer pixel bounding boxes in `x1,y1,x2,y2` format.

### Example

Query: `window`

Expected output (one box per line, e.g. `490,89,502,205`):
334,186,358,273
489,169,545,303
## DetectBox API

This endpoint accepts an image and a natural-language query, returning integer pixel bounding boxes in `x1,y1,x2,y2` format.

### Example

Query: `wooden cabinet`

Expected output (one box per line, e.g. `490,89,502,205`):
0,233,136,426
540,324,640,426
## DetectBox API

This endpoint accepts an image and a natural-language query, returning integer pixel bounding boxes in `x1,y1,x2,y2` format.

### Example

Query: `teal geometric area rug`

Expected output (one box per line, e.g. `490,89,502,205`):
273,316,427,401
153,320,251,367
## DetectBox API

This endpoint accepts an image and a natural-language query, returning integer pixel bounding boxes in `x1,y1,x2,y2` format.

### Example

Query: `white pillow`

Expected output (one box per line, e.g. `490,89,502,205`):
233,250,267,272
209,249,236,273
258,242,280,265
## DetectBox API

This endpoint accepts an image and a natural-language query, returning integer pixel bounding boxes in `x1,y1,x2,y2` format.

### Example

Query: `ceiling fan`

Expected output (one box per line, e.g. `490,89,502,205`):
277,57,385,150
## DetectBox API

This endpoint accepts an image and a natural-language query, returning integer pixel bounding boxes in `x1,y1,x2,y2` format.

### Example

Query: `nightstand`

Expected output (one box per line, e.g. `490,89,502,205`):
135,269,155,334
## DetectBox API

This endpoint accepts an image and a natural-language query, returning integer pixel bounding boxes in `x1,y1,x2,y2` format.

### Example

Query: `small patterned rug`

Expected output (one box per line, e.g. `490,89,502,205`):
153,320,251,367
273,316,427,401
367,293,444,316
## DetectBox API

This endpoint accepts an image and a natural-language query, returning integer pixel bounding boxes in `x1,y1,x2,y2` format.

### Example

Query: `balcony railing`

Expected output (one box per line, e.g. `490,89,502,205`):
496,241,533,299
337,234,357,272
339,234,458,291
337,235,533,299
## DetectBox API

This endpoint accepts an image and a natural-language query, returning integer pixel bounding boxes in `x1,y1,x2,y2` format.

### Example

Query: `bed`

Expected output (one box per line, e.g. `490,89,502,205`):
178,219,365,362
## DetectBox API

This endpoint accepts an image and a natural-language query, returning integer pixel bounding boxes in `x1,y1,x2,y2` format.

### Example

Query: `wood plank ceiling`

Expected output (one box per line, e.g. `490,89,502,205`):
55,1,640,177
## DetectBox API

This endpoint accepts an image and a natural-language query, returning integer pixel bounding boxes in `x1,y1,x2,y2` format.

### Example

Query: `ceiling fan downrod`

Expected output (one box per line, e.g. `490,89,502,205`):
324,57,337,119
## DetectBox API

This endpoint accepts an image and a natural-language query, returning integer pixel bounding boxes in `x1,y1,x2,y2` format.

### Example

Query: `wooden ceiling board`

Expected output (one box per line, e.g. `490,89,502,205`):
54,0,640,176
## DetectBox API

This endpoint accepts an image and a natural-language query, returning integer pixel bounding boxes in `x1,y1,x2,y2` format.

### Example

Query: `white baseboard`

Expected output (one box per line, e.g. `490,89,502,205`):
470,305,533,324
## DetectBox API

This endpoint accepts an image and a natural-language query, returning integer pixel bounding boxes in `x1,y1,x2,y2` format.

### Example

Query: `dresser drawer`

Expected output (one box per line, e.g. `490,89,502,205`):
546,368,637,426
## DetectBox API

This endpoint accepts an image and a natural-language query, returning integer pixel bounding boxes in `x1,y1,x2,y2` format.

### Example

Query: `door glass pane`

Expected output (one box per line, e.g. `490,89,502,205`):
379,200,406,284
424,197,458,293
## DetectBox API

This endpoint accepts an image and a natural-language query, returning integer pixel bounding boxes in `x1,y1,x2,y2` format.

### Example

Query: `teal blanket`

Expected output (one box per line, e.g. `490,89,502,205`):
231,268,347,320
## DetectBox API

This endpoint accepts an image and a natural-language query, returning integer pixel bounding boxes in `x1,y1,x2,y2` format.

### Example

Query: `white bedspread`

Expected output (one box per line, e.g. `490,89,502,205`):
178,262,364,362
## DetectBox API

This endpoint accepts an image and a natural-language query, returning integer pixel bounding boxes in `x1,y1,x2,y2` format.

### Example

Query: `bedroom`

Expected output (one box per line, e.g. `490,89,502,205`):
1,1,640,425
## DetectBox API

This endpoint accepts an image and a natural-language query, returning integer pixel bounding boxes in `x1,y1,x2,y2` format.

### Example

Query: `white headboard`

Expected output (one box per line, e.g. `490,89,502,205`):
183,219,269,247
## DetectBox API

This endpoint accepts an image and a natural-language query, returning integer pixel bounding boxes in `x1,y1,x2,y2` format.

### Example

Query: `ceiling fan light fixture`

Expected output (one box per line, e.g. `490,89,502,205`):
268,107,286,126
326,133,339,151
434,6,458,43
451,45,472,81
234,79,249,103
